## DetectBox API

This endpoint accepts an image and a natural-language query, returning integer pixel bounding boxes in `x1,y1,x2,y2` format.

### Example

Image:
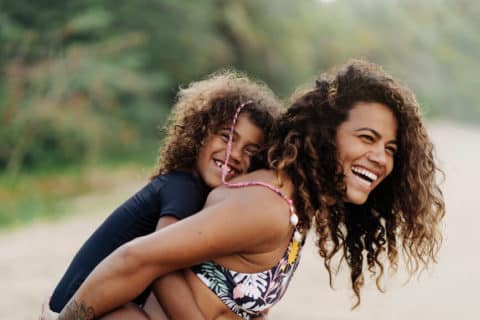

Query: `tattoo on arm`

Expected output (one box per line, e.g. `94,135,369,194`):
58,300,96,320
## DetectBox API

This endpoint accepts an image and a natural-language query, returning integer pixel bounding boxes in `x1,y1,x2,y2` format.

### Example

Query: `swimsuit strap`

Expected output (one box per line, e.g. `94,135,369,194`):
221,101,300,229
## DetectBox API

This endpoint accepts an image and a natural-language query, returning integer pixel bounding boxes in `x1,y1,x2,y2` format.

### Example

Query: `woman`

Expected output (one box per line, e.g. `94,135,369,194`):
46,71,282,318
53,59,445,319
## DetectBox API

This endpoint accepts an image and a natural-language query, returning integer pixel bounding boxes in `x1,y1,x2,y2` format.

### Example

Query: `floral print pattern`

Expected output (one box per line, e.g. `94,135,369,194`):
191,240,303,319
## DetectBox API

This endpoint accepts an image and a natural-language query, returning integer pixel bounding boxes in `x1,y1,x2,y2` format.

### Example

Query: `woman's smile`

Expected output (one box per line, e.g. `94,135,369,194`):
336,101,398,204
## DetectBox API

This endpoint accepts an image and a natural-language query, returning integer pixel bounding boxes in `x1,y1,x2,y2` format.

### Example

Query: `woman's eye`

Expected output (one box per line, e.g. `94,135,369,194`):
360,135,374,142
386,146,397,156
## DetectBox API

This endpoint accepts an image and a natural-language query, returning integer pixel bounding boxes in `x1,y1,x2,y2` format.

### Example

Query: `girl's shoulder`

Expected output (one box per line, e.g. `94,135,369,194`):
155,171,198,184
153,171,208,193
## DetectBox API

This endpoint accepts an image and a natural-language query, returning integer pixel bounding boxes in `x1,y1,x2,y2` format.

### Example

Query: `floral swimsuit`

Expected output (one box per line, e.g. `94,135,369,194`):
191,232,303,319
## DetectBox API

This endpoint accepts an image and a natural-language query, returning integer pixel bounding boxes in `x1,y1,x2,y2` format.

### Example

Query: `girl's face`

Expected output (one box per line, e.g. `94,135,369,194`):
335,102,398,205
195,113,264,188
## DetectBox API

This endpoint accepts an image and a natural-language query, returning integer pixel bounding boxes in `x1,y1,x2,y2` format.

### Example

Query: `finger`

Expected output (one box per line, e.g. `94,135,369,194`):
39,300,45,320
40,297,51,320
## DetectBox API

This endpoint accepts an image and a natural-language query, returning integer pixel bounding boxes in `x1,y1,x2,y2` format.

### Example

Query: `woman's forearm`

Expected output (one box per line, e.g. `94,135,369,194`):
57,194,272,319
56,217,190,319
58,241,161,319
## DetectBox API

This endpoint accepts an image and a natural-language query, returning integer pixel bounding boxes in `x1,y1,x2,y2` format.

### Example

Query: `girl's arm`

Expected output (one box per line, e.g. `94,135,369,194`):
148,272,205,320
98,303,156,320
57,186,289,319
146,216,205,320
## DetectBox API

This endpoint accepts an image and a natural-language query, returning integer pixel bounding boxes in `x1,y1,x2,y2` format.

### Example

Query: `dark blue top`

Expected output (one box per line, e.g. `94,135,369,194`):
49,171,209,312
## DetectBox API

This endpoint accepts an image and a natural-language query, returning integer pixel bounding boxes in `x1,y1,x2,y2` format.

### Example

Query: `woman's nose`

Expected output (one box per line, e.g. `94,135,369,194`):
367,145,387,166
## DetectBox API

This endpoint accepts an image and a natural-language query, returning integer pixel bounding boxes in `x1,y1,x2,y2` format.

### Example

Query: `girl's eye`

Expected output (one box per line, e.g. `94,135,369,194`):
219,132,230,142
245,148,259,157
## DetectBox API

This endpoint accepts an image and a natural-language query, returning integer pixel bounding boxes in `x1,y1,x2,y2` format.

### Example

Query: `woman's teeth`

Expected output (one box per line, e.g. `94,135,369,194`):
351,166,378,184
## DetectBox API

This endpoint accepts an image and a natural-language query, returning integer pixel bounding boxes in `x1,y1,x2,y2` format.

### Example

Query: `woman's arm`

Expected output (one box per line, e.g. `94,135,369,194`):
49,173,207,312
57,186,289,319
49,217,198,320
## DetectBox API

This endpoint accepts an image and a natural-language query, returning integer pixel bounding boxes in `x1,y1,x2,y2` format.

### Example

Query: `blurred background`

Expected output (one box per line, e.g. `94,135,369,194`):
1,0,479,319
1,0,478,226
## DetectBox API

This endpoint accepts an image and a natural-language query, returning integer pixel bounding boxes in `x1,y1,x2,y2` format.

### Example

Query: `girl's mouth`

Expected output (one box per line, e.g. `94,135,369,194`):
214,160,238,177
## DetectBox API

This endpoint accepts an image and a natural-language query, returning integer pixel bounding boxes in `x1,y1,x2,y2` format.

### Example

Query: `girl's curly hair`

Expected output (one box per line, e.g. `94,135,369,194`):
152,70,283,178
268,59,445,307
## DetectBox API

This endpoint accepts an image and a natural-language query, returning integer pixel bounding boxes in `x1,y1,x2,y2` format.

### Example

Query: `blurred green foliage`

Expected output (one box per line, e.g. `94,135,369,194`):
0,167,85,227
0,163,148,227
0,0,479,175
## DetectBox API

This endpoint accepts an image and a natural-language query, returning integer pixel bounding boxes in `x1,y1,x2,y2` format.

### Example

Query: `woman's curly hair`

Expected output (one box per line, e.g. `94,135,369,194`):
268,59,445,307
152,70,283,178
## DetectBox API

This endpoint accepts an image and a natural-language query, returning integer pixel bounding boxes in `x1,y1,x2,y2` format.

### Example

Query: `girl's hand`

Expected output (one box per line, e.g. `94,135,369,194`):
39,298,58,320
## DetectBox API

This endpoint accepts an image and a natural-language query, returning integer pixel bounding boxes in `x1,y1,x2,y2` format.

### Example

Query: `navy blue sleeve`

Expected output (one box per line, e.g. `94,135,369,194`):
49,172,208,312
158,173,208,220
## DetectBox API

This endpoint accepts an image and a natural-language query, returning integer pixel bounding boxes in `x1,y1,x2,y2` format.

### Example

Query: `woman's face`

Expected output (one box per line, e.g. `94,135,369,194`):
195,113,264,188
335,102,398,204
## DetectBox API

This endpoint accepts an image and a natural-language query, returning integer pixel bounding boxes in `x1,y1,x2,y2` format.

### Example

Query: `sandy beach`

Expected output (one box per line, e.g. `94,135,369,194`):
1,121,478,319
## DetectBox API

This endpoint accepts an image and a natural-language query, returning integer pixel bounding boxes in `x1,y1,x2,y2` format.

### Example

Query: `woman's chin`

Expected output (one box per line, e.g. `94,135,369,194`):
345,190,369,205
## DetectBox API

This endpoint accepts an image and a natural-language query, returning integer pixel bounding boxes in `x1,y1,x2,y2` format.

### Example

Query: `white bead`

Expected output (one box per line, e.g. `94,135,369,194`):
294,230,303,242
290,214,299,226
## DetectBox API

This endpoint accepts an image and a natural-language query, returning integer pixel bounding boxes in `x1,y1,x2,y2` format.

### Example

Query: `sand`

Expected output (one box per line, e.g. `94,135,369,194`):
1,121,478,319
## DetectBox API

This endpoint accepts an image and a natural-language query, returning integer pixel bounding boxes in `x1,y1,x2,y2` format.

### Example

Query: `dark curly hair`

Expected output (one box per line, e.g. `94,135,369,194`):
152,70,283,178
268,59,445,307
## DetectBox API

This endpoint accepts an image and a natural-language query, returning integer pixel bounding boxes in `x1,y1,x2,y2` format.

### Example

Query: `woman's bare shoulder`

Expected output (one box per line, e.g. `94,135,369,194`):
236,169,278,182
122,170,294,268
206,170,278,200
218,170,293,234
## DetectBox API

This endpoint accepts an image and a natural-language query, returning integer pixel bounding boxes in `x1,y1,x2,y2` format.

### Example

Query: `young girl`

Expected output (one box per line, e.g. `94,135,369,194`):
47,71,282,317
